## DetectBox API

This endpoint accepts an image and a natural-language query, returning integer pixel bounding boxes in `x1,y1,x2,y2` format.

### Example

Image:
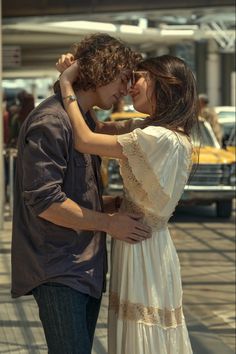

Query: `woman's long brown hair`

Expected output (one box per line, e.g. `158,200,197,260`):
138,55,199,137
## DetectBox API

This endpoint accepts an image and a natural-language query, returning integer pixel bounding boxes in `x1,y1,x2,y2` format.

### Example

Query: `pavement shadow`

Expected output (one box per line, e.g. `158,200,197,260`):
170,204,236,224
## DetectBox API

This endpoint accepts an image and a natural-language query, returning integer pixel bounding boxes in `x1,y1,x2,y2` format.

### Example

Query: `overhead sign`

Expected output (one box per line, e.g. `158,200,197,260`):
2,46,21,68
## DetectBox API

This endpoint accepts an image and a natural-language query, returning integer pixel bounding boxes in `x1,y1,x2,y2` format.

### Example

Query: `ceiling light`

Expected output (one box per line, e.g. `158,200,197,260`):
50,21,117,32
161,29,195,36
120,25,143,34
138,18,148,29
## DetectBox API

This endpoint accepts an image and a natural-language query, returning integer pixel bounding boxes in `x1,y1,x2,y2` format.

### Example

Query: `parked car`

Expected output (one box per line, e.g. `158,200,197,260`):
182,118,235,218
101,113,236,218
214,106,236,147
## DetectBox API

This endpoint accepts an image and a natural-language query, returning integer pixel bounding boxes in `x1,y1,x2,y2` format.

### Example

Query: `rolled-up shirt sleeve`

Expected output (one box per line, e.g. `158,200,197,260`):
22,114,70,215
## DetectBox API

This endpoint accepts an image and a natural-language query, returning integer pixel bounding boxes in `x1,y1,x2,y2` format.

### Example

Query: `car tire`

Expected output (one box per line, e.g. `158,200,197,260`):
216,200,233,218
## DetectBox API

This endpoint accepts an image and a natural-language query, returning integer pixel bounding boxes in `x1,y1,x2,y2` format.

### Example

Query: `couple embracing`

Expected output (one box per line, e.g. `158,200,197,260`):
12,33,198,354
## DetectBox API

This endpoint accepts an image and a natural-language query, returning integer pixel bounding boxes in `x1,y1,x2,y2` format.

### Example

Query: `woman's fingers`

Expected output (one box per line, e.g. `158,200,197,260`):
56,54,75,73
65,53,74,66
56,60,67,73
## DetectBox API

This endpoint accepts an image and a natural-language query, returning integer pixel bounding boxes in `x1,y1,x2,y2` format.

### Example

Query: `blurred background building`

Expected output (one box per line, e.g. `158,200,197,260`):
1,0,235,106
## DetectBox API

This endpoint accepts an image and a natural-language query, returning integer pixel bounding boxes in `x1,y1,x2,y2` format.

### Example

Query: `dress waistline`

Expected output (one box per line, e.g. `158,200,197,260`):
120,198,169,230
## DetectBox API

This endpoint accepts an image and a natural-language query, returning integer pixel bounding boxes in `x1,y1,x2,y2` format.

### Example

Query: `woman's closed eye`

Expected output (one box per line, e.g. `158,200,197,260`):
131,71,148,86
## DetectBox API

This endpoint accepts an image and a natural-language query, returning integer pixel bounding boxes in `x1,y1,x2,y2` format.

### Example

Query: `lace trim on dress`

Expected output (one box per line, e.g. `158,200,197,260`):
118,131,170,210
109,292,184,328
121,195,168,229
118,129,193,225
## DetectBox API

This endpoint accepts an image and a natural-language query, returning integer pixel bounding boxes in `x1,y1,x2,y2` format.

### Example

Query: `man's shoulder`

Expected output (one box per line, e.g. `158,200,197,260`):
33,94,63,115
17,96,72,148
25,94,70,129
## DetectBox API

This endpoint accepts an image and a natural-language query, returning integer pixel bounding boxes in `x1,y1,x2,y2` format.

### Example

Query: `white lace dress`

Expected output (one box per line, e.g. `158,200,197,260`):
108,126,193,354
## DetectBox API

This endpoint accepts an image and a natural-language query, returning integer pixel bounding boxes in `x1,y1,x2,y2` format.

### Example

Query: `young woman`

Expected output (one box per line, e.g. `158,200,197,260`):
59,55,198,354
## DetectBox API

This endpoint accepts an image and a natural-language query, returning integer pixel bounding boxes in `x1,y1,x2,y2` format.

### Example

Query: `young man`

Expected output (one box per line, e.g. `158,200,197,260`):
11,33,151,354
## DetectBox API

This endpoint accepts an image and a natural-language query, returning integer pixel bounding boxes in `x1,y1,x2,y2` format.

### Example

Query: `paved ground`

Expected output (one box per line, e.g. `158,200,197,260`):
170,205,235,354
0,204,235,353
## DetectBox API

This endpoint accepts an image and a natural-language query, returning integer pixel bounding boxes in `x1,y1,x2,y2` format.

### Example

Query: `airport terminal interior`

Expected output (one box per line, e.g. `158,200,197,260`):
2,0,235,107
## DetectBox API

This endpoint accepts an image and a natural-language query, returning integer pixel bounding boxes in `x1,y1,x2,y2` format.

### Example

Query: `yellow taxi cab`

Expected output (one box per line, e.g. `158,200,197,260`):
101,113,236,218
183,118,235,218
109,111,147,120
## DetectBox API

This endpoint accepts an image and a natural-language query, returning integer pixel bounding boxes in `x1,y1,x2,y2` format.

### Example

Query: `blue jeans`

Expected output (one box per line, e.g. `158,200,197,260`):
32,283,102,354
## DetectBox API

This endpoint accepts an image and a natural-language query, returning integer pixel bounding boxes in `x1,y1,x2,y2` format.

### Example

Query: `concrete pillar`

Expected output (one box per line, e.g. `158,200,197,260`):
220,53,235,106
195,40,207,94
231,72,235,106
206,39,221,106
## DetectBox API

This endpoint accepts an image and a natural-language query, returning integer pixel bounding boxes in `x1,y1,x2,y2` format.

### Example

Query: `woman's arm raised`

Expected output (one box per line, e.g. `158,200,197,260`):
60,62,124,159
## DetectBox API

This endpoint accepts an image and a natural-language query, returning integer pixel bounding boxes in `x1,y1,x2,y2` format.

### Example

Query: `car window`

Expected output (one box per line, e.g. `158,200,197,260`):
227,127,236,146
218,111,235,120
221,122,235,136
191,122,216,147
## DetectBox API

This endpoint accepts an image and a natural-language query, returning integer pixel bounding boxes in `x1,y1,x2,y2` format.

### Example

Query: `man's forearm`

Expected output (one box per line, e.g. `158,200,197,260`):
39,197,152,244
90,109,136,135
89,110,119,135
95,120,119,134
39,198,109,232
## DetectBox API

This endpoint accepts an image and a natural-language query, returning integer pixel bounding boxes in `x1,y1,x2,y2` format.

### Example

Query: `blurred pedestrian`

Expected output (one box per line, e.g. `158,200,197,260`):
2,91,10,146
2,91,10,202
198,93,223,145
8,90,35,147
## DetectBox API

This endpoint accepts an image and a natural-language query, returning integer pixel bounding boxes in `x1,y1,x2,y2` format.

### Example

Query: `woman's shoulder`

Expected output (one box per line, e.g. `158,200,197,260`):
141,125,173,136
137,125,179,142
136,125,192,152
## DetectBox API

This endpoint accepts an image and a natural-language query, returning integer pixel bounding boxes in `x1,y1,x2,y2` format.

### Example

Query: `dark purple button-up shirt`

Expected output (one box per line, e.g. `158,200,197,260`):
11,94,107,299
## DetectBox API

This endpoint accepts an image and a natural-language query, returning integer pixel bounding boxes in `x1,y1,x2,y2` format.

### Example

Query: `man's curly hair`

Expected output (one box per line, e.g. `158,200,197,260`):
55,33,142,93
